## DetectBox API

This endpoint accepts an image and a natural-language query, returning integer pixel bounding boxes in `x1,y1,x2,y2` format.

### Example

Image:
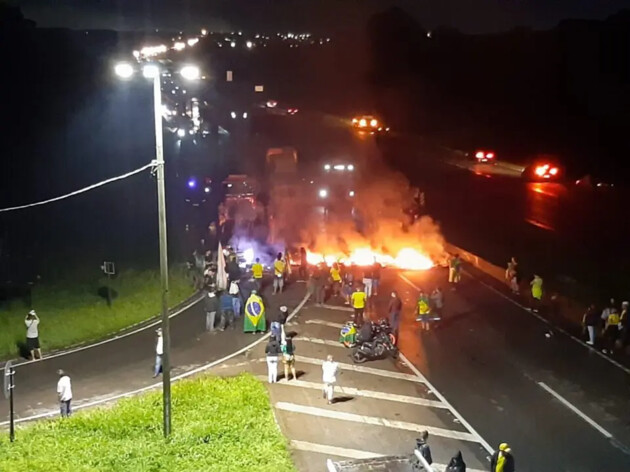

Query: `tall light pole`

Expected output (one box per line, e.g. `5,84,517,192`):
115,61,200,437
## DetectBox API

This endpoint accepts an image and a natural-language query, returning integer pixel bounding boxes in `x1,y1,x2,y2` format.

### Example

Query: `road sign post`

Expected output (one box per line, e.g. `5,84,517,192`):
101,261,116,307
4,360,15,442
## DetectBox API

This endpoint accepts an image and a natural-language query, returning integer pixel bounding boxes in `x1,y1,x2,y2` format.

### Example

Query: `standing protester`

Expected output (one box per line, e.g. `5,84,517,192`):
330,263,342,298
619,301,629,350
226,254,241,285
388,291,403,342
244,290,266,334
264,336,282,384
505,257,519,294
25,310,42,360
448,254,462,289
230,280,242,319
362,265,374,300
282,334,297,381
530,274,543,312
313,264,326,305
430,287,444,318
56,369,73,418
204,288,219,332
490,443,515,472
372,262,381,296
351,285,367,327
322,354,339,405
416,290,432,331
299,247,308,281
445,451,466,472
273,253,286,294
342,279,354,306
153,328,163,378
582,304,599,346
415,431,433,467
252,257,264,291
219,290,234,330
602,306,620,355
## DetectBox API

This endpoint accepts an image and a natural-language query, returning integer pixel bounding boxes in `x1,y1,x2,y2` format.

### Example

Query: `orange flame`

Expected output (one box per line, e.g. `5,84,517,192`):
306,247,433,271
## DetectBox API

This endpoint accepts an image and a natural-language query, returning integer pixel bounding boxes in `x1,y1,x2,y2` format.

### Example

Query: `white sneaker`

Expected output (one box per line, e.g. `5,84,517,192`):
586,340,594,346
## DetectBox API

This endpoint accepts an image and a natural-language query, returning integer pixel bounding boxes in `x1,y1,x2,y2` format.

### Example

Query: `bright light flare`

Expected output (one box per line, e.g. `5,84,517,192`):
114,62,134,79
306,247,433,271
318,189,328,198
243,248,254,264
173,42,186,51
359,118,367,127
187,38,199,47
180,65,200,80
142,64,160,78
370,118,378,127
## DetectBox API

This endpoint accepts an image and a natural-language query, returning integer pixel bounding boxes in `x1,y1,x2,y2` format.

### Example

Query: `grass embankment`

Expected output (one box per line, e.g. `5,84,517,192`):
0,268,195,360
0,374,296,472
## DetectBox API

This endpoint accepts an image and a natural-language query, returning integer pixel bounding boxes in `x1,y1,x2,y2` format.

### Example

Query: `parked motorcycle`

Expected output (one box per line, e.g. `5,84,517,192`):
351,332,398,363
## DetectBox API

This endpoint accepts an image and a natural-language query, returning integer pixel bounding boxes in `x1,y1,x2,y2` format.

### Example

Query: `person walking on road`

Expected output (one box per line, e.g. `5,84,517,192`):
416,290,432,331
56,369,73,418
322,354,339,405
153,328,163,377
252,257,264,291
430,287,444,318
448,254,461,289
244,290,266,334
25,310,42,360
490,443,515,472
281,334,297,381
582,304,599,346
265,336,282,384
351,285,367,327
415,431,433,466
445,451,466,472
505,257,519,294
530,274,543,312
204,287,219,332
388,291,402,342
273,253,286,294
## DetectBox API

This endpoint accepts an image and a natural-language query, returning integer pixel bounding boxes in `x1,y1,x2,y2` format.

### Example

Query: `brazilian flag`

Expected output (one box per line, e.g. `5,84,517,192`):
244,294,266,333
339,323,357,347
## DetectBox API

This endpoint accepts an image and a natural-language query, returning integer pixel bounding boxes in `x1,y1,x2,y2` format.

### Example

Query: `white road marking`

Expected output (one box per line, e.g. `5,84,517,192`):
0,292,312,427
296,336,346,348
306,319,345,329
537,382,613,439
292,440,384,459
258,376,446,409
297,355,426,383
1,293,205,371
275,402,478,442
398,274,495,454
321,304,354,312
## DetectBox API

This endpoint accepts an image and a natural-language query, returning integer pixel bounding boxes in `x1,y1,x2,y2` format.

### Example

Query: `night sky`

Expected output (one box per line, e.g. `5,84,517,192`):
13,0,630,34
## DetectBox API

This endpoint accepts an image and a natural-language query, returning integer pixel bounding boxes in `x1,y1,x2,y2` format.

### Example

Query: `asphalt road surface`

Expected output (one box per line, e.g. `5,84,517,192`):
365,267,630,472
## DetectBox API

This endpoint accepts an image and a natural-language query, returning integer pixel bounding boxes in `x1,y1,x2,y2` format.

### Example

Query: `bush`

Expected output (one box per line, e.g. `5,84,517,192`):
0,374,296,472
0,267,195,359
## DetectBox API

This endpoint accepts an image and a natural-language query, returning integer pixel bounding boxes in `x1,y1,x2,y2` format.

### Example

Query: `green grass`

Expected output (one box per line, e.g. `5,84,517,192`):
0,267,195,360
0,374,297,472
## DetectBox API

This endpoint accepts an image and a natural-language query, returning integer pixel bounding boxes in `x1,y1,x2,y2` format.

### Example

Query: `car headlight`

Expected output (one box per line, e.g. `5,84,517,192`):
370,119,378,127
347,164,354,171
324,164,331,171
319,189,328,198
349,190,355,197
359,119,367,127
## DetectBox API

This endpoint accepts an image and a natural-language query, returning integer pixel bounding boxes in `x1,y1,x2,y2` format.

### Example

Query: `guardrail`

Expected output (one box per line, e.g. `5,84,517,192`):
325,449,434,471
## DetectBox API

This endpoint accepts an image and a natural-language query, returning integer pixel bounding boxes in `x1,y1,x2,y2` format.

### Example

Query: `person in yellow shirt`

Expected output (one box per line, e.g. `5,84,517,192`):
252,258,264,290
330,263,342,297
273,253,286,294
351,286,367,326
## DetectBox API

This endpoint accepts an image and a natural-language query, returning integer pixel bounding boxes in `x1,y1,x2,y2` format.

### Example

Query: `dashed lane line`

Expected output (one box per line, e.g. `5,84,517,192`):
258,377,447,409
296,336,346,348
306,319,345,329
296,355,425,384
276,402,478,442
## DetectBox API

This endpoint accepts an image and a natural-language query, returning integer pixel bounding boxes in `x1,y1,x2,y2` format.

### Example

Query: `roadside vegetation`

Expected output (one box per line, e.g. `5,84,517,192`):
0,267,195,360
0,374,296,472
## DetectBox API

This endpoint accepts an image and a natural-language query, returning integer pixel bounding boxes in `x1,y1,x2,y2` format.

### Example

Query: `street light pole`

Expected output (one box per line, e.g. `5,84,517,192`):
151,72,172,438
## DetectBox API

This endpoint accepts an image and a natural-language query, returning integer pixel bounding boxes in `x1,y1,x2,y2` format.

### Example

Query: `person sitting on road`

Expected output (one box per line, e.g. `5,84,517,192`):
445,450,466,472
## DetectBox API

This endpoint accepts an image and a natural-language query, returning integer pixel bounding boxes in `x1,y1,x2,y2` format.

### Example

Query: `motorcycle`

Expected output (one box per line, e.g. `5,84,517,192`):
351,331,398,364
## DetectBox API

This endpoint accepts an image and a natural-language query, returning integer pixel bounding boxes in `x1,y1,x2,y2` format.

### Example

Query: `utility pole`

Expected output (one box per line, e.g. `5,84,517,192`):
152,72,171,437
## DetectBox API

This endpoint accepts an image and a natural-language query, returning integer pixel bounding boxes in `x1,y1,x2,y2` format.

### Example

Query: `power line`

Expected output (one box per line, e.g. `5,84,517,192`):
0,161,157,214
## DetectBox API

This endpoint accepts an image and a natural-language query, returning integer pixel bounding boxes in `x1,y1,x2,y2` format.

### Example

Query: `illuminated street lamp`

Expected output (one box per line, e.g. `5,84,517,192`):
113,61,200,438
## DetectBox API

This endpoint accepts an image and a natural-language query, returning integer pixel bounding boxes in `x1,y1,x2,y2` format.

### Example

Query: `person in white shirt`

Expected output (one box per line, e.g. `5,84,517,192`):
25,310,42,360
321,354,339,405
56,369,72,418
153,328,164,378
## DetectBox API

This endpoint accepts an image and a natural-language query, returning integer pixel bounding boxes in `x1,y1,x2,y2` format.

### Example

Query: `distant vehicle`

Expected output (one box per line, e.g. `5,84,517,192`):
574,175,615,189
220,175,263,240
470,149,496,164
522,155,564,182
266,147,298,175
317,159,357,203
184,176,212,207
352,115,389,134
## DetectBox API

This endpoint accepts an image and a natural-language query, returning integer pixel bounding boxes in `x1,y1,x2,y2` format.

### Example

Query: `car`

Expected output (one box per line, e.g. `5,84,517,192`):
351,115,389,134
522,155,564,182
471,149,496,164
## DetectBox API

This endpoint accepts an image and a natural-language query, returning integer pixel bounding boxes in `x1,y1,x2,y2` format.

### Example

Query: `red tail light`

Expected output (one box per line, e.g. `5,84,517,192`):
486,153,494,158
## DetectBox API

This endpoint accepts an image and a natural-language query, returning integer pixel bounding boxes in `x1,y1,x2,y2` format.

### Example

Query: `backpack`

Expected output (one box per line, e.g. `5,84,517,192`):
229,281,239,295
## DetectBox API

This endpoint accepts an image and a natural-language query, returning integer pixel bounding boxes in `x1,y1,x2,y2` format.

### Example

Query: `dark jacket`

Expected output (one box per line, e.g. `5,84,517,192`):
445,451,466,472
220,293,233,312
490,450,515,472
226,260,241,282
388,296,402,314
415,439,432,465
265,338,282,356
203,292,219,313
583,307,599,327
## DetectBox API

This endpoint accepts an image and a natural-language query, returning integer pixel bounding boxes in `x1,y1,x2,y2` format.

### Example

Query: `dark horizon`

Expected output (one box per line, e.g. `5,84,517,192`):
11,0,630,35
